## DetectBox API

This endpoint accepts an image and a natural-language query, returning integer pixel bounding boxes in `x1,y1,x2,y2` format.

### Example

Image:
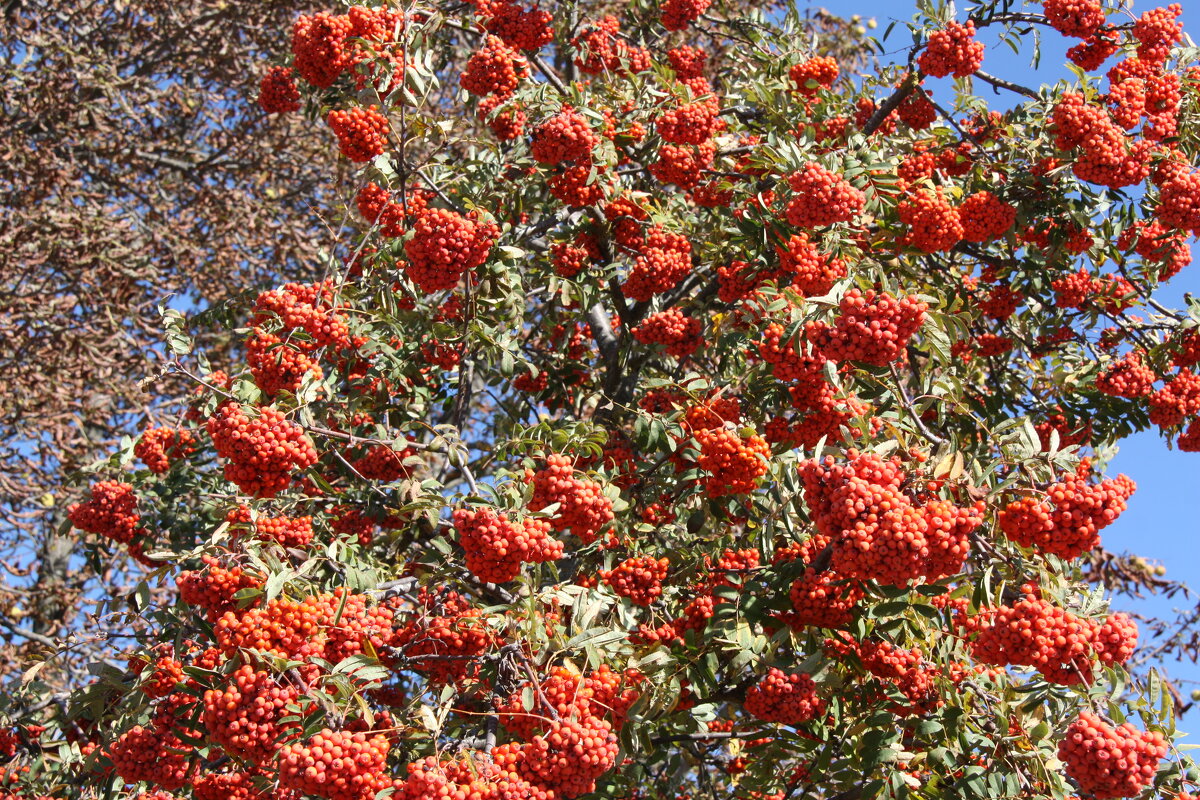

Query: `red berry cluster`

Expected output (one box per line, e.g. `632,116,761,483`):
959,191,1017,242
291,12,354,88
1096,351,1156,398
177,555,263,617
799,452,982,586
898,188,964,252
694,427,770,497
68,481,143,544
529,454,614,543
998,470,1136,559
623,227,693,302
548,162,612,207
632,309,704,358
649,141,715,189
977,283,1023,321
352,441,415,482
1059,712,1166,799
228,507,314,549
518,715,620,798
782,162,865,229
246,330,322,397
207,404,318,498
966,596,1137,685
1052,93,1151,189
825,635,942,715
1044,0,1105,38
454,506,562,583
807,290,928,366
326,106,389,163
389,590,494,683
602,556,670,606
1149,370,1200,427
1068,29,1121,71
777,233,847,297
278,729,391,800
460,35,528,98
108,726,192,792
660,0,711,32
258,66,301,114
668,45,708,79
571,16,651,76
253,281,350,352
918,21,984,78
202,665,302,763
656,102,721,146
1133,3,1183,63
758,323,827,384
404,208,498,293
1157,169,1200,235
532,108,597,165
479,0,554,52
789,56,838,95
550,233,601,278
743,668,825,724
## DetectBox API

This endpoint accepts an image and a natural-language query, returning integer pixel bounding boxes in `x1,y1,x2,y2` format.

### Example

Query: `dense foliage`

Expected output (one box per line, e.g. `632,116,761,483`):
5,1,1200,799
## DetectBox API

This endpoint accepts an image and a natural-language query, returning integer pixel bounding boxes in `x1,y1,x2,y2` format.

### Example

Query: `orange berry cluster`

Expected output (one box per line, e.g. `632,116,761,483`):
660,0,710,32
246,329,322,397
498,664,642,738
789,56,838,95
758,323,827,385
1149,370,1200,428
1096,351,1155,398
776,232,847,297
392,589,495,683
668,45,708,79
799,452,982,586
518,715,620,798
108,726,191,792
207,403,319,498
977,283,1023,321
453,506,562,583
253,281,350,351
1059,712,1166,799
460,35,528,98
532,108,597,165
228,506,315,549
477,0,553,52
1133,3,1183,63
201,665,302,763
632,309,703,358
958,191,1017,242
1043,0,1105,38
1051,93,1151,189
352,441,415,481
918,20,984,78
807,290,928,367
194,770,278,800
602,556,670,606
694,427,770,497
782,162,865,229
258,66,301,114
898,188,964,252
327,106,389,163
68,480,143,544
656,102,721,146
743,668,825,725
997,470,1135,559
401,752,548,800
649,140,715,190
529,454,614,543
571,17,650,76
550,232,600,278
177,555,263,617
278,729,391,800
826,635,942,716
966,596,1137,685
404,207,498,293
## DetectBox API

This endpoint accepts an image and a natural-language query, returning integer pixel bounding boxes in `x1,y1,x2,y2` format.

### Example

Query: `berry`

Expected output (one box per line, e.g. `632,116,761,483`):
782,163,865,229
258,66,301,113
529,454,614,543
602,556,670,605
327,106,389,163
207,404,319,498
694,427,770,497
404,208,498,293
632,309,704,358
1059,712,1166,799
532,108,597,165
918,21,984,78
454,506,563,583
998,471,1135,559
744,668,825,724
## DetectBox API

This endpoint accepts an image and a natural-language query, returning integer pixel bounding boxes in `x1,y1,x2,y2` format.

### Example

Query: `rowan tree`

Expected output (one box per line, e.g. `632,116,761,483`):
3,1,1200,800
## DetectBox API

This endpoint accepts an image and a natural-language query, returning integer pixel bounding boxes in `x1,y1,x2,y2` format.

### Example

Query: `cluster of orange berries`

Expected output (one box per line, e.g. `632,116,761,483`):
519,715,620,798
177,555,263,617
327,106,389,163
1051,93,1152,190
660,0,710,32
918,21,984,78
743,668,825,725
571,16,650,77
782,162,865,229
403,207,499,293
776,233,847,297
453,506,563,583
532,107,597,165
1133,4,1183,63
109,726,192,792
207,403,318,498
694,427,770,497
799,452,982,586
201,665,302,763
497,664,641,738
258,66,301,113
807,290,928,367
473,0,553,52
392,589,494,683
602,556,670,606
1149,370,1200,428
965,595,1137,685
278,729,392,800
461,35,528,98
649,140,715,190
1044,0,1105,38
656,102,722,146
253,281,351,351
68,480,144,545
632,309,704,358
134,426,196,474
228,506,315,549
997,468,1135,559
529,454,614,543
1059,712,1167,799
1096,351,1156,398
789,56,838,95
826,635,943,716
550,232,600,278
622,226,693,302
898,188,964,252
959,191,1017,243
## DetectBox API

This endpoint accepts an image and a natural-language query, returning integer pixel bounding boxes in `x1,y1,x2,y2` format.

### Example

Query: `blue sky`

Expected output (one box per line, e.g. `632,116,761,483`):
797,0,1200,728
